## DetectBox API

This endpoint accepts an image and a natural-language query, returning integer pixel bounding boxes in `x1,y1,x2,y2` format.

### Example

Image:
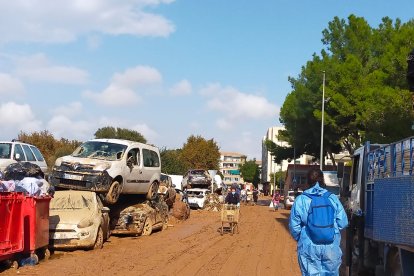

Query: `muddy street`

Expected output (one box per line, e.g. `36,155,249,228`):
5,198,301,276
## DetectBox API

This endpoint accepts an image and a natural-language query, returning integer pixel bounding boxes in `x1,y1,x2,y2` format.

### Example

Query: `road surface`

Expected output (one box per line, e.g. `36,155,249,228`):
4,198,301,276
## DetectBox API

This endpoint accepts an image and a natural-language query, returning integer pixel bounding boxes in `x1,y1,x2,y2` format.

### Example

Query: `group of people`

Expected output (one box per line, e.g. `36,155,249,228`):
224,185,259,205
222,168,349,275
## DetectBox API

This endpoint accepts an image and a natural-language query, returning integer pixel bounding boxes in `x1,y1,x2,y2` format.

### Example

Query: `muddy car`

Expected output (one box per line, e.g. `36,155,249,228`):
49,139,161,204
158,173,176,209
111,199,168,236
49,190,110,250
187,188,210,209
181,169,212,189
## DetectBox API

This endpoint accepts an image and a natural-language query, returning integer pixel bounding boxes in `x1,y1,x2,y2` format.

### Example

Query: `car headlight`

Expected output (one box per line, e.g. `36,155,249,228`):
93,162,111,171
55,157,63,167
77,218,93,228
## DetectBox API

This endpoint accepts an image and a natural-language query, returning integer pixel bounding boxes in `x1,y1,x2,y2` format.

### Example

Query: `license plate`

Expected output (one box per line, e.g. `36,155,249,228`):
64,173,83,181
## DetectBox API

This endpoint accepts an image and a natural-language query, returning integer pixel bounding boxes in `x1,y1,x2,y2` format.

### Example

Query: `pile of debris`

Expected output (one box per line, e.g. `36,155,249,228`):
171,195,190,220
203,193,223,212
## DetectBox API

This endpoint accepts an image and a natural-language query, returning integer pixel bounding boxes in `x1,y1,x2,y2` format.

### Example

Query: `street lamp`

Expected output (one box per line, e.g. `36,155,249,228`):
320,71,326,170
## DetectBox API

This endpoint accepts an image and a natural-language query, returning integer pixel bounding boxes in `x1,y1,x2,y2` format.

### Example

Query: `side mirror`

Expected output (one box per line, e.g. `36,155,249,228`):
15,153,21,161
101,207,110,213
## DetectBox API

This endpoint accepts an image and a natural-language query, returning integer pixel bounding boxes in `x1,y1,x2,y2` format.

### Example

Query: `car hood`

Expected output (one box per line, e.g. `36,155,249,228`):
58,156,111,170
49,209,95,226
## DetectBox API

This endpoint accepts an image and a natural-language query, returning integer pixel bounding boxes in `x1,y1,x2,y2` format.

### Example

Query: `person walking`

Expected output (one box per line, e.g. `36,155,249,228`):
272,190,280,211
289,168,348,276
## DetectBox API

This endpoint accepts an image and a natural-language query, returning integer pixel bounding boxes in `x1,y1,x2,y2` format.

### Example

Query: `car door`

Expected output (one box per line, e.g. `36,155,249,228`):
122,147,146,193
140,148,160,192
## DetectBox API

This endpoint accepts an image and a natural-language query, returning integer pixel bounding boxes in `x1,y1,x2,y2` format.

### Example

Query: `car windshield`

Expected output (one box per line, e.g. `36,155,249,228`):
72,141,127,161
191,170,206,175
0,143,12,159
50,193,94,210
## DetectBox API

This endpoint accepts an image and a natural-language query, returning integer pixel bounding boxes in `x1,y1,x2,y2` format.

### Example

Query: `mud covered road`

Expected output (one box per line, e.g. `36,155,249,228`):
6,198,301,276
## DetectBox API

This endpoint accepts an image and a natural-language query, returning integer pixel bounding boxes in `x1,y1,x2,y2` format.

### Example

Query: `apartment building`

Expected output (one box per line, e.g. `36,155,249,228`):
219,151,246,186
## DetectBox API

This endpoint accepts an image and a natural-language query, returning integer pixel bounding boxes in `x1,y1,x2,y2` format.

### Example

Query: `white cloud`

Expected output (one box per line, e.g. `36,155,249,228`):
51,102,83,118
170,79,192,96
84,65,162,106
132,123,159,143
47,115,93,140
0,102,42,134
200,83,279,129
15,53,89,85
0,1,176,44
0,73,25,96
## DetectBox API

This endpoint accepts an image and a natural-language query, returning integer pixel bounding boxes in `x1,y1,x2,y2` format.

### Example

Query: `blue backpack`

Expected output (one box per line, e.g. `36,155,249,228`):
303,192,335,245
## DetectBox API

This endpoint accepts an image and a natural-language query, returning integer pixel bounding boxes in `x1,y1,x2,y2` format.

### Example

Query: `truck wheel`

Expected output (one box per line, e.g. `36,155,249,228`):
146,182,159,200
93,227,104,249
105,181,122,204
142,218,153,236
385,248,402,276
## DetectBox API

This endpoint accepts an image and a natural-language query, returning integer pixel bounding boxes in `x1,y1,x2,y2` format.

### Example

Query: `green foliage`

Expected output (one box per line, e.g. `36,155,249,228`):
239,160,260,185
180,135,220,171
269,171,286,189
94,126,147,143
265,140,295,164
160,148,186,175
280,15,414,159
18,130,81,167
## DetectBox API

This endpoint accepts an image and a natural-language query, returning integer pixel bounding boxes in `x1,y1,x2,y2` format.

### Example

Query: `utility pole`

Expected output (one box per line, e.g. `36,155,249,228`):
320,71,326,170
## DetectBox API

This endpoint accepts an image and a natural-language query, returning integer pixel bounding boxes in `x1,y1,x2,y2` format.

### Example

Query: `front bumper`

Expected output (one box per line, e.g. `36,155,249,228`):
111,212,147,235
49,224,96,249
49,168,113,192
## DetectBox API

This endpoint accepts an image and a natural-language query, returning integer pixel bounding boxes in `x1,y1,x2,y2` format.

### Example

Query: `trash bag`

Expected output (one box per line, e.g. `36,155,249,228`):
4,162,44,181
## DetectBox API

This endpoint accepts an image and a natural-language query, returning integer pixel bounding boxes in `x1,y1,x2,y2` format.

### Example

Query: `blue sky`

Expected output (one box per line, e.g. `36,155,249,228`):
0,0,412,160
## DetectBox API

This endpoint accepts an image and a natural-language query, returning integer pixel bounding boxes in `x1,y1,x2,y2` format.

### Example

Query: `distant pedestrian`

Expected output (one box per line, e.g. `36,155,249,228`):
289,168,348,276
272,191,280,211
253,188,259,204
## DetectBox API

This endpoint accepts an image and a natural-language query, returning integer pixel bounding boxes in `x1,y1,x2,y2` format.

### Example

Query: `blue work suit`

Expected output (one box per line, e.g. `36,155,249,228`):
289,183,348,276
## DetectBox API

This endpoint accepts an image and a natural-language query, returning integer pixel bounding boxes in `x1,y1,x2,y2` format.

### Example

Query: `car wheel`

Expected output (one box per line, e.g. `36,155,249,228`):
146,182,159,200
142,218,153,236
93,226,104,249
105,181,122,204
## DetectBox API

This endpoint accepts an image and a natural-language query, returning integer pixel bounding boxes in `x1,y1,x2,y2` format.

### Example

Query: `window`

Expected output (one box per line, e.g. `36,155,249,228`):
0,143,11,159
22,145,36,161
14,144,26,161
30,146,45,161
127,148,140,166
143,149,160,167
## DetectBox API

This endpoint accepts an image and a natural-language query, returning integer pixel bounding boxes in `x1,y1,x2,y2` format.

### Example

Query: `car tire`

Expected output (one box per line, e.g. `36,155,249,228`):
146,182,159,200
93,226,104,249
142,218,153,236
105,181,122,204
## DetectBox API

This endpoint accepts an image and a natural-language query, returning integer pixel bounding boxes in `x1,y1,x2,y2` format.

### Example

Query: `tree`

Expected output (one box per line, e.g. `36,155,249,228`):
269,171,286,189
94,126,147,143
18,130,81,167
280,15,414,163
160,148,186,175
180,135,220,171
239,160,260,186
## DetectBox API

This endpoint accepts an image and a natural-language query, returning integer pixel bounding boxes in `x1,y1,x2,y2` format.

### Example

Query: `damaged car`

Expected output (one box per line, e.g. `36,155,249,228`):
186,188,210,209
49,139,161,204
111,199,169,236
158,173,176,209
49,190,110,250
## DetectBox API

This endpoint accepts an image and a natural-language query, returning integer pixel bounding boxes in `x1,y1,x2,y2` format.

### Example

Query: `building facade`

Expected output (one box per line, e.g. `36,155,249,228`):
219,151,246,186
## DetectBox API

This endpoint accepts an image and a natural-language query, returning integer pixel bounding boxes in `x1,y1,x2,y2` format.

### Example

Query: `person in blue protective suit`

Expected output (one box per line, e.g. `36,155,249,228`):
289,168,348,276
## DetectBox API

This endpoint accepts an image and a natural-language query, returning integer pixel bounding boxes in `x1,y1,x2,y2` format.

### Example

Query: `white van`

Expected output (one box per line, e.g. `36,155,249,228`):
49,139,161,204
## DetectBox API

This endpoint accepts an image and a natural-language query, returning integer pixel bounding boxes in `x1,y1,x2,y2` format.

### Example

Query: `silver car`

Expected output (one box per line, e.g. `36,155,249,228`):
49,190,110,250
0,141,48,173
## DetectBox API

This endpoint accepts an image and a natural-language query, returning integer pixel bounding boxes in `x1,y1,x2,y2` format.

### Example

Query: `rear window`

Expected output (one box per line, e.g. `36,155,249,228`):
30,146,45,162
0,143,12,159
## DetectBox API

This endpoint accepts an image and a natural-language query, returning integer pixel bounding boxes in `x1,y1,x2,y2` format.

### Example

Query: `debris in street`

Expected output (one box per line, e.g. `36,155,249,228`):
203,193,222,211
171,199,190,220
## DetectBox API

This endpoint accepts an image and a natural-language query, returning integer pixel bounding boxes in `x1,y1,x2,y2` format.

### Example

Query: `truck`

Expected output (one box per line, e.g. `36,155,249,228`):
343,137,414,275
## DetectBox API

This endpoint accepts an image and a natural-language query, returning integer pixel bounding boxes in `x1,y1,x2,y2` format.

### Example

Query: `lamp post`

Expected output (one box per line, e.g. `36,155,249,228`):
320,71,326,170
